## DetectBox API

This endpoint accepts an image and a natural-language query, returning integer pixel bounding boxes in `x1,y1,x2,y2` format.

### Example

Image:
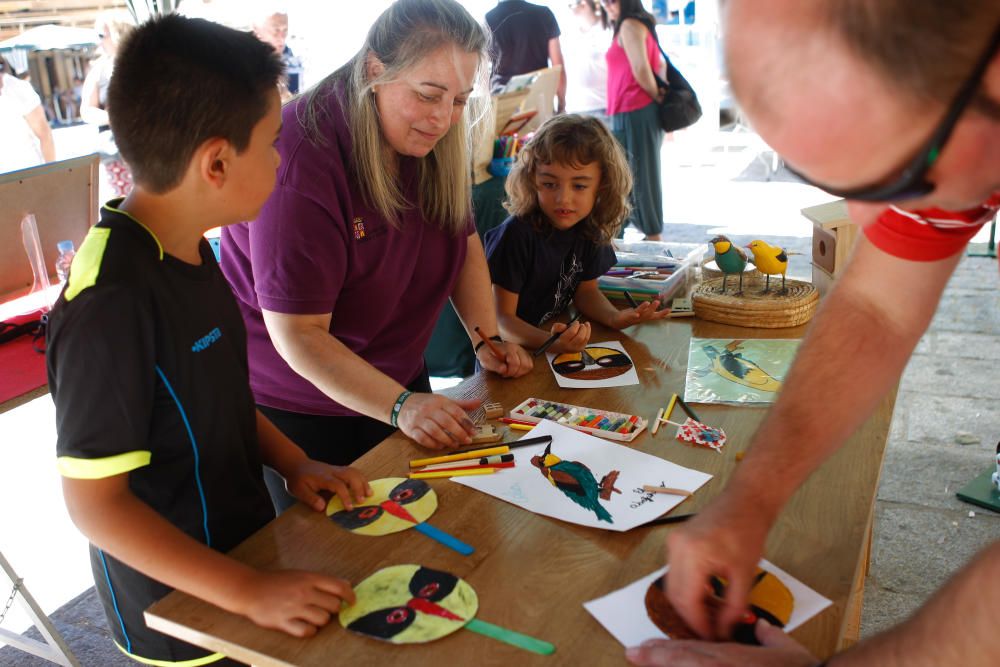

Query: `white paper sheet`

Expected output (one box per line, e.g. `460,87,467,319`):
454,420,711,532
547,340,640,389
583,559,833,647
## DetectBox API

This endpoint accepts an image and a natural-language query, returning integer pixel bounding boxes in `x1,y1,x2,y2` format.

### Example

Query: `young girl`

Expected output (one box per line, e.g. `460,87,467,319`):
484,114,669,354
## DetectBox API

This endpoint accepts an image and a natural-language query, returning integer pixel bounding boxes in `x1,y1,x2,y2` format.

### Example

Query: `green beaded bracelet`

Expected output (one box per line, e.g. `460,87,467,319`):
390,390,412,427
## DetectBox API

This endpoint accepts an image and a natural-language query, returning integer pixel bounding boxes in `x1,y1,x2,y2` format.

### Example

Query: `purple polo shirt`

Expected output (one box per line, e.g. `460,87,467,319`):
221,88,472,416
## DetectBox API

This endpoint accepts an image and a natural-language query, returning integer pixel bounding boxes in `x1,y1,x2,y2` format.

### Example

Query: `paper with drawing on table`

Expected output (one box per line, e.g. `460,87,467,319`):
454,420,711,532
547,340,640,389
583,559,832,647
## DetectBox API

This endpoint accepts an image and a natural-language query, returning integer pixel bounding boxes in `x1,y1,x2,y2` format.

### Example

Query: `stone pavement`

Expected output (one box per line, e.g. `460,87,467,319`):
861,254,1000,638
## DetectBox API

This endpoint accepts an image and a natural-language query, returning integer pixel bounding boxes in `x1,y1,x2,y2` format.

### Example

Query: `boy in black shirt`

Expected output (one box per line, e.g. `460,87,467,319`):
46,15,371,665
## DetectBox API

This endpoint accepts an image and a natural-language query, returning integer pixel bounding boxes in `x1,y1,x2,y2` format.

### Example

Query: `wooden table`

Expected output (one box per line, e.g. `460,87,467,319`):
147,318,895,665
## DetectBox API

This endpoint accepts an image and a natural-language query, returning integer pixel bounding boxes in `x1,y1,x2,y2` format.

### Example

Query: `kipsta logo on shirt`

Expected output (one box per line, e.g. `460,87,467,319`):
191,327,222,352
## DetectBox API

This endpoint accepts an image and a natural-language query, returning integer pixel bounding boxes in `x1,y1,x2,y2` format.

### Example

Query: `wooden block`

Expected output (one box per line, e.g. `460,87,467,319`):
483,401,504,419
471,424,502,444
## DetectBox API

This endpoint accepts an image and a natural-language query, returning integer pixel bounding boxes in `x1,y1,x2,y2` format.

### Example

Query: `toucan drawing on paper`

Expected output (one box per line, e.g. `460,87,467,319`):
530,443,621,523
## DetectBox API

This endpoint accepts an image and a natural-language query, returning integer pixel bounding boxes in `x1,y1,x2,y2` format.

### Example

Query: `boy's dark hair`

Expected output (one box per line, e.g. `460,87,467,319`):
107,14,283,193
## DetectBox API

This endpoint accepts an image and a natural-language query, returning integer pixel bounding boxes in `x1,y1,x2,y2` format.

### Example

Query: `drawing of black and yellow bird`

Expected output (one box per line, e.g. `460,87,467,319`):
702,343,782,393
745,239,792,294
327,478,437,536
709,235,749,295
530,443,621,523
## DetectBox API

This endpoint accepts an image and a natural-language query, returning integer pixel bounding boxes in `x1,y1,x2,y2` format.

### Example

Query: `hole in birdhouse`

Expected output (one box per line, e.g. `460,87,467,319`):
818,240,827,255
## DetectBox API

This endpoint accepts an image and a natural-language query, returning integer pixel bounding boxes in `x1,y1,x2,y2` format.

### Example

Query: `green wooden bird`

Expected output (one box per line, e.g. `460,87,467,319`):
710,235,749,295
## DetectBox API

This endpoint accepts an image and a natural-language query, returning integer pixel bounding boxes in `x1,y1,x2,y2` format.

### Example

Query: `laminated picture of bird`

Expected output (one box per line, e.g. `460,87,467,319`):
745,239,802,295
341,564,555,654
702,341,783,393
327,478,474,555
551,345,634,381
531,443,621,523
709,235,749,295
644,567,794,644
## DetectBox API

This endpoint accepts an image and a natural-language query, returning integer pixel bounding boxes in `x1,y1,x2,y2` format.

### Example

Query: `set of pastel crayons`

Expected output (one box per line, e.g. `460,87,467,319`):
508,397,646,443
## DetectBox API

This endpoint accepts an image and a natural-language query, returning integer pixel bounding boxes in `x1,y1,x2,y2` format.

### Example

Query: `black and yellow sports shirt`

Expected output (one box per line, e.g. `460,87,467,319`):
47,201,275,666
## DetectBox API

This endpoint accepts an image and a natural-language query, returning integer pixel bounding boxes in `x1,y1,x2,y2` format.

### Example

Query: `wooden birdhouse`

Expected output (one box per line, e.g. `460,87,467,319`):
802,200,860,296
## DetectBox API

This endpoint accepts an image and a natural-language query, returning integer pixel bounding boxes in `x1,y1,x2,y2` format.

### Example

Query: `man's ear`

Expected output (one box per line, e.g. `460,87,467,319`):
196,138,232,189
366,51,385,84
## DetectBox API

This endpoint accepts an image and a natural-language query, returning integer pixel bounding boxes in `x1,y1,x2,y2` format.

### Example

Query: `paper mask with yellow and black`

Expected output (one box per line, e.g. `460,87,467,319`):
340,564,478,644
551,345,634,381
326,478,437,536
644,567,794,644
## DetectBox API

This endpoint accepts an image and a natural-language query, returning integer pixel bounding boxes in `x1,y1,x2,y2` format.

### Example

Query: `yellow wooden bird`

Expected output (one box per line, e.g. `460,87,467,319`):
745,240,789,294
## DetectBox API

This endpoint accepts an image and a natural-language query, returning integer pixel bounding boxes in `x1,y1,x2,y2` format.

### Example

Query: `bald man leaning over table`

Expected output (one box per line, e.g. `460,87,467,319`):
627,1,1000,666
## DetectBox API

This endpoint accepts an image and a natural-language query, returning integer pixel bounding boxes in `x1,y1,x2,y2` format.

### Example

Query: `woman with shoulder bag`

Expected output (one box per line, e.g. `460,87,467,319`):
603,0,665,240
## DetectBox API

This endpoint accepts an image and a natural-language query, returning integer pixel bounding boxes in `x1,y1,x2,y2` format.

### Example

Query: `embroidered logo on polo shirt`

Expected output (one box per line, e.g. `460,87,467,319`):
352,217,387,242
191,327,222,352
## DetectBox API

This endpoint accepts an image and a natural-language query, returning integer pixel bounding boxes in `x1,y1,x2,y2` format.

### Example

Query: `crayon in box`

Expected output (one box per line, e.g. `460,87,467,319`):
508,397,647,443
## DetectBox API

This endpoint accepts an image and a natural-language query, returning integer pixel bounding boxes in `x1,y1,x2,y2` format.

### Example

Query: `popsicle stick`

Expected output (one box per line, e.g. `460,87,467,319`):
414,522,474,556
642,485,693,497
651,408,664,436
464,618,555,655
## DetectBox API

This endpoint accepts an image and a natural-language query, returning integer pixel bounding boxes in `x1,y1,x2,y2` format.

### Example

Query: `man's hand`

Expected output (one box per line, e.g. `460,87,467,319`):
666,498,771,639
626,619,820,667
398,394,480,449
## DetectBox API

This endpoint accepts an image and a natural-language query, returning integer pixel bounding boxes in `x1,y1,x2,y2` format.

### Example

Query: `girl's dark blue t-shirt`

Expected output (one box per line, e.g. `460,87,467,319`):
484,215,616,326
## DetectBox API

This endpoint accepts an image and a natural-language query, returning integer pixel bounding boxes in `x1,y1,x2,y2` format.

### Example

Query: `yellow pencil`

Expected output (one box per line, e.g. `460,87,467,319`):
507,423,533,431
408,468,497,480
663,394,678,423
409,446,509,469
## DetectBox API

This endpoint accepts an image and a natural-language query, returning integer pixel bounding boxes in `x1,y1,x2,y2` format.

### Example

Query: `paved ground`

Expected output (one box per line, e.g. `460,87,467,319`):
1,127,997,663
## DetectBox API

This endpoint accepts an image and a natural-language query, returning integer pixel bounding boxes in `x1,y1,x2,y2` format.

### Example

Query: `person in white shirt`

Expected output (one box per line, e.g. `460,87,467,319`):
564,0,609,120
0,69,55,173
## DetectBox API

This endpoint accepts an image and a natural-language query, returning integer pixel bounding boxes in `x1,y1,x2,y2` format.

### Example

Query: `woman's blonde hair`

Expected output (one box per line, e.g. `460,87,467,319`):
505,114,632,245
300,0,488,234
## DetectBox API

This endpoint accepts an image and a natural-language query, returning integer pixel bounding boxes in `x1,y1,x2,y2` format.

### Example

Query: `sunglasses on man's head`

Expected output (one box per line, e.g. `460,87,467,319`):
786,22,1000,203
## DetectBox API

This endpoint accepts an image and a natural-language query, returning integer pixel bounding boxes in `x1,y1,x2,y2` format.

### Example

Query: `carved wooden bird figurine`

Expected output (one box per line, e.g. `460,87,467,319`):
745,240,789,294
710,235,748,294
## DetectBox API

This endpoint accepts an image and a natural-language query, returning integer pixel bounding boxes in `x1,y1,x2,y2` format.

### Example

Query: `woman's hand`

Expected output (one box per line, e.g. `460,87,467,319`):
476,341,534,378
548,320,592,354
285,460,372,512
397,394,480,450
611,299,671,329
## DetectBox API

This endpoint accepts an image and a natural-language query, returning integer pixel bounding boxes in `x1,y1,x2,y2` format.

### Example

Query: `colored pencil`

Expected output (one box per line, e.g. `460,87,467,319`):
474,326,504,361
642,485,693,497
533,311,583,357
623,290,639,308
651,408,664,436
675,395,701,422
415,461,516,474
663,393,678,423
507,423,533,431
417,454,514,471
642,513,697,527
410,445,509,469
408,468,497,480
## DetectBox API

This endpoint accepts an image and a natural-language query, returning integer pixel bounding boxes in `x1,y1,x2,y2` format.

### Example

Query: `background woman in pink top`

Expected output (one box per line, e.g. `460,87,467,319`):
603,0,665,240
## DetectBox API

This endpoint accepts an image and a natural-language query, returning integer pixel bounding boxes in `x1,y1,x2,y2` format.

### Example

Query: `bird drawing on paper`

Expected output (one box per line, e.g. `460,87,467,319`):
702,344,782,393
745,239,795,294
709,235,749,294
530,443,621,523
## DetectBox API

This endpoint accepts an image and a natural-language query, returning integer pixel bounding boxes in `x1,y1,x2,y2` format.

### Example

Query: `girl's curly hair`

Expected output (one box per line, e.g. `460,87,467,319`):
504,114,632,245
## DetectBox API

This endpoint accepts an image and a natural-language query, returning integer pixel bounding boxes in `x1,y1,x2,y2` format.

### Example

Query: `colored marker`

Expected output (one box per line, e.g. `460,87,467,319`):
675,395,701,422
623,290,639,308
409,445,509,469
414,461,516,474
500,417,536,426
507,423,533,431
533,311,583,357
505,435,552,449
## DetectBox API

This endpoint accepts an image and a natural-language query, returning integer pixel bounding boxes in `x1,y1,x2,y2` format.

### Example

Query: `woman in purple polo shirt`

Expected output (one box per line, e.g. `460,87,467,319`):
222,0,533,511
